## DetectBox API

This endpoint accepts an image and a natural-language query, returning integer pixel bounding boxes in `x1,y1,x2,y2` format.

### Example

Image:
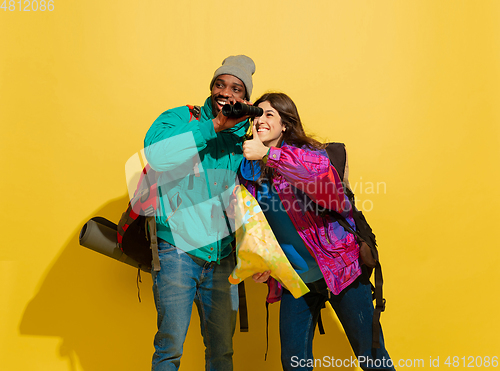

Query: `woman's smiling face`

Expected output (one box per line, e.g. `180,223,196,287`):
253,101,285,147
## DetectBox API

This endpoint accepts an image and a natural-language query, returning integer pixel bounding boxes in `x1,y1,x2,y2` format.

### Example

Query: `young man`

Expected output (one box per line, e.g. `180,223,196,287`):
144,55,256,371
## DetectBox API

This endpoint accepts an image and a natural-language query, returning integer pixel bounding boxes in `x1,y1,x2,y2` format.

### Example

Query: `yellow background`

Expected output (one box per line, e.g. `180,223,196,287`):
1,0,499,370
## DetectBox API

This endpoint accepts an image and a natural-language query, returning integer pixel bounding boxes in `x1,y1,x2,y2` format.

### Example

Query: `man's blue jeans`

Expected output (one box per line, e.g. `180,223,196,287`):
280,270,395,371
151,241,238,371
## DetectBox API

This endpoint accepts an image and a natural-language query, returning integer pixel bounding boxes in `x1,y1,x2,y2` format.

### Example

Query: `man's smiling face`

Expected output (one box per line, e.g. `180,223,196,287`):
210,74,246,116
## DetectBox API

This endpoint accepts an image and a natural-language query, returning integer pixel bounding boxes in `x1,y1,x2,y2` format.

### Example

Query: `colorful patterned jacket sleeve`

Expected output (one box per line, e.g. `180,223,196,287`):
265,145,346,214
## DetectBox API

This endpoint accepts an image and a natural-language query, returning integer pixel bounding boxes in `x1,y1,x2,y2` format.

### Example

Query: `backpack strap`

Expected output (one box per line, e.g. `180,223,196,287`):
147,216,160,271
238,281,248,332
134,166,161,272
317,306,326,335
187,105,201,121
325,142,347,184
265,301,270,360
231,242,249,333
372,261,385,348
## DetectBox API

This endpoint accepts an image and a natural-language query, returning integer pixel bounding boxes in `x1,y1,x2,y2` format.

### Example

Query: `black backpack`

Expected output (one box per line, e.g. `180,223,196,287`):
116,105,204,272
116,163,160,272
325,142,386,349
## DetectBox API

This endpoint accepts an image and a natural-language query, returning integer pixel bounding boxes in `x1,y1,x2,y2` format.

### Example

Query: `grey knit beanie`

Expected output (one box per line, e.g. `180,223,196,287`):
210,55,256,100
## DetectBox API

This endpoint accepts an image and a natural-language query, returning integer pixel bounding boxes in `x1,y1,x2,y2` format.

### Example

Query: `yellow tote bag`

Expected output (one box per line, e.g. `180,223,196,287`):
228,185,309,299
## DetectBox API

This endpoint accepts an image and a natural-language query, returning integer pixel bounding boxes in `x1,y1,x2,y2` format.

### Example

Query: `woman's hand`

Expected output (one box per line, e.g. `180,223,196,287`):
252,271,271,283
243,124,269,160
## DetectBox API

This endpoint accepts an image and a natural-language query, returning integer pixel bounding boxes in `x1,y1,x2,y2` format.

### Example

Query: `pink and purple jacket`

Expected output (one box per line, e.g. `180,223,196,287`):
239,144,362,299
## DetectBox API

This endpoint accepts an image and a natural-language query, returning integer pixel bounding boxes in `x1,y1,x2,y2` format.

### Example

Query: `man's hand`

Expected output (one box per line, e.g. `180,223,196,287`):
225,197,237,220
243,124,269,160
213,97,249,133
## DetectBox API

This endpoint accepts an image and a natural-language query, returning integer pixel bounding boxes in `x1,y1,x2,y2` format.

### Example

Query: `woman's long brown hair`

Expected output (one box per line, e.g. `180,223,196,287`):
248,92,325,184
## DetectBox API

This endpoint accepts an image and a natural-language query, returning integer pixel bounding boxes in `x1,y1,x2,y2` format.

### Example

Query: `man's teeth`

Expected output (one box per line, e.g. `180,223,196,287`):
217,100,227,106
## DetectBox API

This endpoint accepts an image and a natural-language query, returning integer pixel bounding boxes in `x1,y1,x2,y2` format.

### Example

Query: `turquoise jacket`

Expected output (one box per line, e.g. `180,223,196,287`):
144,97,249,262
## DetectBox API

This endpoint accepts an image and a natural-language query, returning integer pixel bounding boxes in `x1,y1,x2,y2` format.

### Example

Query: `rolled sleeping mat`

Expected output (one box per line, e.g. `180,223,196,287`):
79,217,149,272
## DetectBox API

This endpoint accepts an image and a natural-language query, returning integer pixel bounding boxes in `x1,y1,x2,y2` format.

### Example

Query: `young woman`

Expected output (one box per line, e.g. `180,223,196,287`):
239,92,395,371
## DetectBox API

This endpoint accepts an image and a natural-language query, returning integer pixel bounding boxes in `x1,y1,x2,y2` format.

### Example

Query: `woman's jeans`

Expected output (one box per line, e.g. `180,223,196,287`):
151,241,238,371
280,271,395,371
